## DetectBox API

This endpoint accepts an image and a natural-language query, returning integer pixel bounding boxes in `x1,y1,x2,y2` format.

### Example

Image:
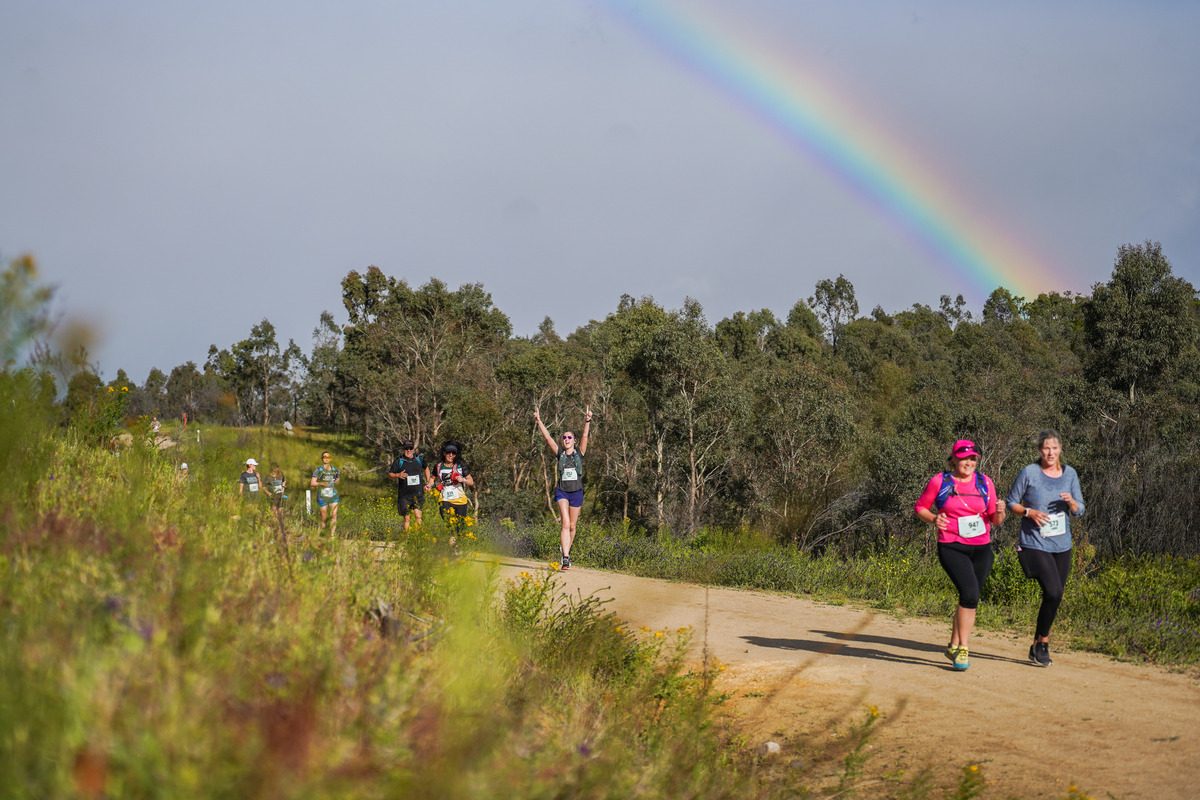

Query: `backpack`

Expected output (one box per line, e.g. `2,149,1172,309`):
934,471,989,510
558,450,583,480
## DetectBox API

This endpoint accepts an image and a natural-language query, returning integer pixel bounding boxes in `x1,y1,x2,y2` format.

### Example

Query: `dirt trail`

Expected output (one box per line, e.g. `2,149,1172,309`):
491,557,1199,799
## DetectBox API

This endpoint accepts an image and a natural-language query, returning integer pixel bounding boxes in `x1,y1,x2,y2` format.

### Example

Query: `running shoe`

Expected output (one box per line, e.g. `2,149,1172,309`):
1029,642,1052,667
561,554,571,571
944,645,959,664
953,646,970,671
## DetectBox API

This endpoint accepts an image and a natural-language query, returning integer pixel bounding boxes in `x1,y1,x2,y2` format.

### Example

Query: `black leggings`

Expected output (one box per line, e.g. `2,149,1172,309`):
1019,548,1072,638
937,542,994,610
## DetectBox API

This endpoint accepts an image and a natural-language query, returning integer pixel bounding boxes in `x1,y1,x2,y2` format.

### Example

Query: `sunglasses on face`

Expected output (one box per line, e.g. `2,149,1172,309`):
562,435,574,440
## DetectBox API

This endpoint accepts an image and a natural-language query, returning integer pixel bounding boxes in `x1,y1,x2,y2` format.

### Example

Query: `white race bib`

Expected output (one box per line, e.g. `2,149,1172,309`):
958,514,986,539
441,485,463,502
1041,512,1068,537
406,474,421,486
248,482,259,493
561,467,579,482
320,486,335,499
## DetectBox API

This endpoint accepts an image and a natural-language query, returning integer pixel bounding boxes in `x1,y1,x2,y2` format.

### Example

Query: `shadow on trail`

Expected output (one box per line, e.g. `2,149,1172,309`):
742,630,1029,668
741,635,943,669
811,630,1029,665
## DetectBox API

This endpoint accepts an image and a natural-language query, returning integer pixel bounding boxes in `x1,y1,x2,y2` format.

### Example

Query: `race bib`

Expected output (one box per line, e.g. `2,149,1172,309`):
958,514,986,539
1041,512,1068,537
320,487,335,499
406,474,421,486
441,485,463,502
561,467,579,482
273,484,284,495
248,482,259,493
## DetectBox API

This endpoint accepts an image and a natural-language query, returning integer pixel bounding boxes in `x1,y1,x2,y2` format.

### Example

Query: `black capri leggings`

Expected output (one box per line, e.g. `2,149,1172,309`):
1018,547,1072,638
937,542,995,610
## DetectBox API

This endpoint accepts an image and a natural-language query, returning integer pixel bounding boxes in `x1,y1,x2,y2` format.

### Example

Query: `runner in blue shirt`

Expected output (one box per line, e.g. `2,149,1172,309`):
1006,430,1086,667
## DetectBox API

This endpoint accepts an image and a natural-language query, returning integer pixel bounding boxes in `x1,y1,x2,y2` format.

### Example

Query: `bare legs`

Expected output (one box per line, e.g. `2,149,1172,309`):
319,503,339,536
950,606,976,650
558,499,582,558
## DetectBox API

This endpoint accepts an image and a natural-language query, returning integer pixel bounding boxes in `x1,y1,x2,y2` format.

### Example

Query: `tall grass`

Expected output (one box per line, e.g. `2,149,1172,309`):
3,417,760,797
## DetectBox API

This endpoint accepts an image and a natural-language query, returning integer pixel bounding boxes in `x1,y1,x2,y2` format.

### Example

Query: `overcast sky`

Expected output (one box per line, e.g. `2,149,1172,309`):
3,0,1197,381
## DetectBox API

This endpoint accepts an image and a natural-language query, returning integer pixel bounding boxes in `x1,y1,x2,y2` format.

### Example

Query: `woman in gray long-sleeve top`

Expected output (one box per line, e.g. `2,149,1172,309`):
1006,430,1085,667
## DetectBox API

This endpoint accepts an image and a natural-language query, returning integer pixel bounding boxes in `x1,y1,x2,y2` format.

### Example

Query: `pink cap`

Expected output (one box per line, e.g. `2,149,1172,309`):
949,439,981,460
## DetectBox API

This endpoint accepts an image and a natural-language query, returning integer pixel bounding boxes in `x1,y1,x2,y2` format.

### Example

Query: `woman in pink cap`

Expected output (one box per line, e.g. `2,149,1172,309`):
914,439,1006,671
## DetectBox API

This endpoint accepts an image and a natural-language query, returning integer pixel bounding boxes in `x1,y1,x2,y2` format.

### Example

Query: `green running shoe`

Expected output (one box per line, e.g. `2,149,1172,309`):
953,646,970,671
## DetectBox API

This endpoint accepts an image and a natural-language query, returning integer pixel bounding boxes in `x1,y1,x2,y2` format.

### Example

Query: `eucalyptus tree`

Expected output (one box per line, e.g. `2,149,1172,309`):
745,360,857,548
338,268,511,457
809,274,860,354
300,311,344,427
164,361,220,422
627,299,749,533
229,319,303,427
1083,241,1196,404
577,295,672,527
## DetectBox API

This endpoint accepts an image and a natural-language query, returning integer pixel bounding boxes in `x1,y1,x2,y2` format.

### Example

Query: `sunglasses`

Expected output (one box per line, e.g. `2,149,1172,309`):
562,435,574,440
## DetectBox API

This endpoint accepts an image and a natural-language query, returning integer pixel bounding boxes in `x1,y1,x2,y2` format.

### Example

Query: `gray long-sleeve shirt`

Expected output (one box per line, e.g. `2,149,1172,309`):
1005,463,1085,553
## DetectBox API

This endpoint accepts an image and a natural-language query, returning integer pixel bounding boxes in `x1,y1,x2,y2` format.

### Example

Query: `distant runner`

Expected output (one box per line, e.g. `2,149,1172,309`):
387,440,427,531
310,451,341,535
1006,430,1086,667
266,464,288,529
534,406,592,571
914,439,1006,671
239,458,263,499
432,442,474,522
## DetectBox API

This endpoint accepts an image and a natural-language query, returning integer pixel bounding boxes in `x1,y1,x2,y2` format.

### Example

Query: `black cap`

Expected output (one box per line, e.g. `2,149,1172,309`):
400,441,414,449
442,443,459,454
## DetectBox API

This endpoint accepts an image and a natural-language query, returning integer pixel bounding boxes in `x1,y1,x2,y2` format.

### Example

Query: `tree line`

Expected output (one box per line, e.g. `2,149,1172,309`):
39,242,1200,557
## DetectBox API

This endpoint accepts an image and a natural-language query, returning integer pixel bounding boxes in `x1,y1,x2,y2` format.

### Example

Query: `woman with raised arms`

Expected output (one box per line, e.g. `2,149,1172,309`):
534,406,592,571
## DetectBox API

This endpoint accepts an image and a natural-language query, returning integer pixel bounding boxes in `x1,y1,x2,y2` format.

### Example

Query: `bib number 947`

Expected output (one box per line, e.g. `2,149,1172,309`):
958,514,986,539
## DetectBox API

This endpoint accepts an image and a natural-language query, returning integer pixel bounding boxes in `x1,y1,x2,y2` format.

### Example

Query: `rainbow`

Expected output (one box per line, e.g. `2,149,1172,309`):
603,0,1059,300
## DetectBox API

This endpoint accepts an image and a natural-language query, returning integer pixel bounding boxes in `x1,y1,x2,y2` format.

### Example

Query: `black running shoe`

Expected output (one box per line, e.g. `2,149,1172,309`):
1029,642,1052,667
561,554,571,571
